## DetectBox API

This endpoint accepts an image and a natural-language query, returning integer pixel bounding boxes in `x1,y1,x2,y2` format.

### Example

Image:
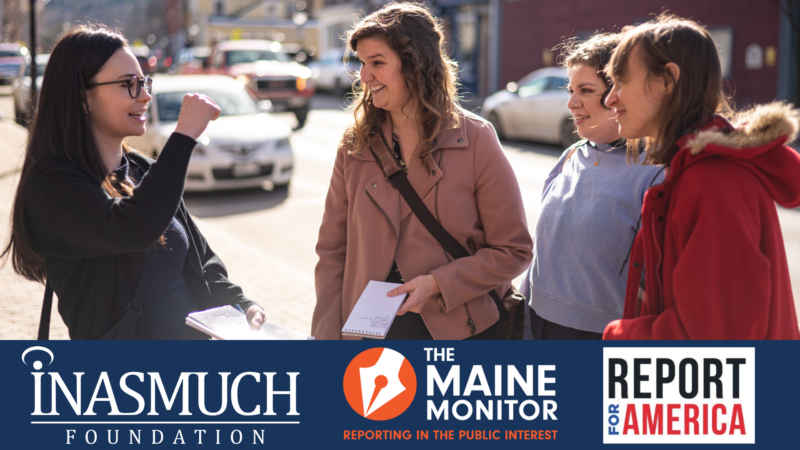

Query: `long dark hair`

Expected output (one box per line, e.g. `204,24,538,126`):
606,14,731,165
2,24,137,283
344,2,460,164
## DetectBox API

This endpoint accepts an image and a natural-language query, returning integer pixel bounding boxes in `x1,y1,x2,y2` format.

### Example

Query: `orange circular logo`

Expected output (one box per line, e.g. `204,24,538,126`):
343,348,417,420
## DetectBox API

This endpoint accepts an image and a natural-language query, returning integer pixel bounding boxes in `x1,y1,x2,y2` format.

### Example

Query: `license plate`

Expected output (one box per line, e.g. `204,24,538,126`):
232,162,260,177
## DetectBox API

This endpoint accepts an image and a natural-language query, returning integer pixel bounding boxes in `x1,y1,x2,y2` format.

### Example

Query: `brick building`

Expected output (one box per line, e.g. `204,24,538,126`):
499,0,799,107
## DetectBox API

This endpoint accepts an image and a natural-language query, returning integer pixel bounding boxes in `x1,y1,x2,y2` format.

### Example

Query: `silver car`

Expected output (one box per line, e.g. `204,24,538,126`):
12,53,49,123
125,75,294,192
0,43,26,85
308,49,360,94
481,67,578,148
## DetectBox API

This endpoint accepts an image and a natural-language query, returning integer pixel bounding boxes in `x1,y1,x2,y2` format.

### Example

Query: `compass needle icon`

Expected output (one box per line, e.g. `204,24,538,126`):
359,349,407,417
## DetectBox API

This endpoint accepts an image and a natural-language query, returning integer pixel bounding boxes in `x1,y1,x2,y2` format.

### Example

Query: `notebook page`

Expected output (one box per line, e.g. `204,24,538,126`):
186,306,314,340
342,281,406,336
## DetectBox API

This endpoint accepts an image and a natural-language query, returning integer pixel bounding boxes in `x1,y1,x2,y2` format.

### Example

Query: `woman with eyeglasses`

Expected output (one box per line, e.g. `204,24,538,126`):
1,24,267,339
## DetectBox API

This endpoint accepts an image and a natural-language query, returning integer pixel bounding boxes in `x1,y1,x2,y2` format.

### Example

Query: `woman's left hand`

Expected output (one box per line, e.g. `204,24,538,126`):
245,305,267,331
389,275,442,315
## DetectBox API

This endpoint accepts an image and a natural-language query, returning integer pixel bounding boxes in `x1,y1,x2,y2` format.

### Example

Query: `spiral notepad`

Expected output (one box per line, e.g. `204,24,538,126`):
342,281,407,339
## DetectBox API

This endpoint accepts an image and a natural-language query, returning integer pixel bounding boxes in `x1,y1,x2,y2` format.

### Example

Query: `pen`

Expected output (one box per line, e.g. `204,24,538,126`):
234,304,246,315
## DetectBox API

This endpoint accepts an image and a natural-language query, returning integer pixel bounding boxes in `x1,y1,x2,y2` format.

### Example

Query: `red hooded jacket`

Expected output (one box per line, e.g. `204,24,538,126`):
604,103,800,340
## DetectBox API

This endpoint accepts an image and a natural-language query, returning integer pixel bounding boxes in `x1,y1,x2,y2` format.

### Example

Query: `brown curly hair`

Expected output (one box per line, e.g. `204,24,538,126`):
343,2,460,163
558,33,620,104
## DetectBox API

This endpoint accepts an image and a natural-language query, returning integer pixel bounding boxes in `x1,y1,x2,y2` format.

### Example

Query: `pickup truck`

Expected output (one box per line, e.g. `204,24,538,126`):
204,40,314,128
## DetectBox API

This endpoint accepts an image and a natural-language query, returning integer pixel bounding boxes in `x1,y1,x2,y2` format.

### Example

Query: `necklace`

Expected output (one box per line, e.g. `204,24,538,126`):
593,139,625,167
594,150,610,166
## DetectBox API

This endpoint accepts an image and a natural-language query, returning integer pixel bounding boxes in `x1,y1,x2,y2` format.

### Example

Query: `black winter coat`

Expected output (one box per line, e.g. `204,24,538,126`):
25,133,256,339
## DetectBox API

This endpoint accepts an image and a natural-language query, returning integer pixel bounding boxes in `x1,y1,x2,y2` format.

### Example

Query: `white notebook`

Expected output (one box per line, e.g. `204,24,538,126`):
186,305,314,340
342,281,407,339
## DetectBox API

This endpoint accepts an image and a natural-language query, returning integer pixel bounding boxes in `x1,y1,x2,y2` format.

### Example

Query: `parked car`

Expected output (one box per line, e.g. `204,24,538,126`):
12,53,49,123
124,75,294,192
131,45,156,76
175,46,211,75
308,48,360,94
481,67,578,149
0,43,26,85
204,40,314,128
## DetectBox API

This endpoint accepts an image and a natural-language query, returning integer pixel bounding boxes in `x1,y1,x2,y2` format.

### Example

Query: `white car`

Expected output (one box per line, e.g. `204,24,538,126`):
308,49,359,94
125,75,294,192
481,67,578,149
12,53,49,123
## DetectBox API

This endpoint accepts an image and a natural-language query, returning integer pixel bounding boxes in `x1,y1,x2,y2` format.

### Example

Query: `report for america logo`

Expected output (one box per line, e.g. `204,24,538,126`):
603,348,755,444
342,348,417,420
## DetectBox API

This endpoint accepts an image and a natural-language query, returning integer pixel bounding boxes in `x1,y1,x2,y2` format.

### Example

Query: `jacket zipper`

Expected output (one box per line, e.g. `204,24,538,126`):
434,150,450,263
365,189,399,281
465,302,477,335
649,210,664,313
433,148,475,335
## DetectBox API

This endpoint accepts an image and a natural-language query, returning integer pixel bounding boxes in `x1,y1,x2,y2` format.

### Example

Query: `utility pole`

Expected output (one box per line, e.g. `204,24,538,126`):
29,0,37,114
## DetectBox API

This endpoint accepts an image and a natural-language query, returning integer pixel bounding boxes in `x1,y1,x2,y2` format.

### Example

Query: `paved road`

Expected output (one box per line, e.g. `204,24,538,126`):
1,89,799,339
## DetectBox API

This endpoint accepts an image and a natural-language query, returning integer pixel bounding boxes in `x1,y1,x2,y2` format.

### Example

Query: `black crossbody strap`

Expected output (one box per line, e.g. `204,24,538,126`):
99,249,154,340
38,281,53,340
369,144,507,320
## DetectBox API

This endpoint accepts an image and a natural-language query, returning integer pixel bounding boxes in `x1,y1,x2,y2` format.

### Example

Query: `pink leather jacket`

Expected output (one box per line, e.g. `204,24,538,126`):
312,109,533,339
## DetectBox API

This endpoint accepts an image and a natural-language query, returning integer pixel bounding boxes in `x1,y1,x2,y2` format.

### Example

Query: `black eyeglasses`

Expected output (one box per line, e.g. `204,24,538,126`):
85,75,152,99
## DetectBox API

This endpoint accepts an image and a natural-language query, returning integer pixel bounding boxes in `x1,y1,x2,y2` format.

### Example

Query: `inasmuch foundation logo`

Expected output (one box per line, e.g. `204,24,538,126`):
343,348,417,420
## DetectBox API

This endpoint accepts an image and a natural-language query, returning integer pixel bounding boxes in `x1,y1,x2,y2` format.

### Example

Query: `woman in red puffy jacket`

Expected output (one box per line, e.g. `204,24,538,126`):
602,14,800,339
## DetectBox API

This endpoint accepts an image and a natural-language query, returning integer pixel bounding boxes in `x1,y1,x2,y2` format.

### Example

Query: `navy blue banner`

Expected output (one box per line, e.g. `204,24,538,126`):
0,341,796,448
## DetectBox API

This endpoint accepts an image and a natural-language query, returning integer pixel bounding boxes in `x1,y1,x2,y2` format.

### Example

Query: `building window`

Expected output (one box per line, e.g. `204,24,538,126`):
708,27,733,79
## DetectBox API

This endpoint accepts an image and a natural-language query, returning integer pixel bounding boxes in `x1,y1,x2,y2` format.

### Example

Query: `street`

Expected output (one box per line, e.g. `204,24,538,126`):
1,87,800,339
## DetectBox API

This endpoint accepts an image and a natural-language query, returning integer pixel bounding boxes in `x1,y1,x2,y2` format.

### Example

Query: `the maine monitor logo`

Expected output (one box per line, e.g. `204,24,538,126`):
603,348,755,444
343,348,417,420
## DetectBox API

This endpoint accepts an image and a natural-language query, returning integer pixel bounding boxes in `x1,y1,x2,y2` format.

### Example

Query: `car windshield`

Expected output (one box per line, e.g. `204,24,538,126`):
23,63,46,76
225,50,289,66
156,89,259,122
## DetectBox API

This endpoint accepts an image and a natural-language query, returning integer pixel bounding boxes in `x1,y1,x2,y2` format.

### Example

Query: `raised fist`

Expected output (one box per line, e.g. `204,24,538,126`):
174,93,222,140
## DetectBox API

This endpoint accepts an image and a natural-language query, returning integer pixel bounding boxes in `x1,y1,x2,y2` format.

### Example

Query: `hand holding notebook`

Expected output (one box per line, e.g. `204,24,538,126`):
187,306,314,340
342,281,408,339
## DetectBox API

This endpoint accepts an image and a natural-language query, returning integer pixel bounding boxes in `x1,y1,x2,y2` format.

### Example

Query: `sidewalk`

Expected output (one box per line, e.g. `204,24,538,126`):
0,118,314,339
0,118,67,339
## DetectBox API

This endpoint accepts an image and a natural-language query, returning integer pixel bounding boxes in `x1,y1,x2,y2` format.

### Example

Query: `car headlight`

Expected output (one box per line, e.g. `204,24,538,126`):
236,75,250,85
276,137,290,149
296,77,307,91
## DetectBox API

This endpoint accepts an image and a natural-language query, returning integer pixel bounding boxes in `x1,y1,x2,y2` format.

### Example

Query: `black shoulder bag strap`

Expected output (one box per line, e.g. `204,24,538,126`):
37,250,154,340
37,282,53,340
369,134,508,322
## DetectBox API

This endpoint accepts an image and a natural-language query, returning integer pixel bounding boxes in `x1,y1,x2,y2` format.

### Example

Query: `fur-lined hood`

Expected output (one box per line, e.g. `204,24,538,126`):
672,101,800,209
686,102,800,155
